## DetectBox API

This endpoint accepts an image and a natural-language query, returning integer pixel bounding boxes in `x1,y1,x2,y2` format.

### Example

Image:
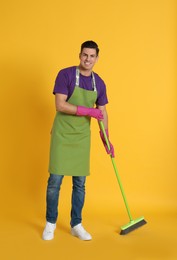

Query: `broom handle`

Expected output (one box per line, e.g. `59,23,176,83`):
99,121,133,221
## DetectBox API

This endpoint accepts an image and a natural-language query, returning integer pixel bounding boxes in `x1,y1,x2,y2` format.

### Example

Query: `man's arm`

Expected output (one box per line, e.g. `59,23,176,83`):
55,93,103,119
55,93,77,114
97,105,108,129
97,104,115,157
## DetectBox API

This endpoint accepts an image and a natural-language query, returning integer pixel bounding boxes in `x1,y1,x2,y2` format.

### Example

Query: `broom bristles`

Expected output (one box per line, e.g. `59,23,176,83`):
120,219,147,235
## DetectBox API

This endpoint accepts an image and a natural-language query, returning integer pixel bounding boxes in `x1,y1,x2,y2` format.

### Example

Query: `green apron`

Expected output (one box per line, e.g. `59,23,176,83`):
48,67,97,176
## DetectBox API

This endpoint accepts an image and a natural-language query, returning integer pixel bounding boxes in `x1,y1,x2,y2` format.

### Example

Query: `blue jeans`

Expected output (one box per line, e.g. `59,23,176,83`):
46,174,86,227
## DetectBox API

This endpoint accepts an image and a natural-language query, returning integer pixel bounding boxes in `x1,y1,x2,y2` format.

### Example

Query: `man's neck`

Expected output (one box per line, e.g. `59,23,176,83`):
78,65,92,76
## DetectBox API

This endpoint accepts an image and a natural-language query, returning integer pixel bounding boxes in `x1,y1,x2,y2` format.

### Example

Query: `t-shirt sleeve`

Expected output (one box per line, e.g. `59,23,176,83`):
96,79,109,106
53,69,69,96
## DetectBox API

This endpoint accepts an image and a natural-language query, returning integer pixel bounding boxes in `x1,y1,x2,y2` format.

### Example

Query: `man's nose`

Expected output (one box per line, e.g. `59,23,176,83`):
86,56,90,61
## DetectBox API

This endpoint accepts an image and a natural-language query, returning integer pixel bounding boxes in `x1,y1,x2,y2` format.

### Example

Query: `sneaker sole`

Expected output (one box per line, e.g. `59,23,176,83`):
71,230,92,241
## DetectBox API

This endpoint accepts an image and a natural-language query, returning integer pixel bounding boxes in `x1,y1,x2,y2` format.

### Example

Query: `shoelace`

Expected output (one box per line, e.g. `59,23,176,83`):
77,225,87,233
46,224,55,232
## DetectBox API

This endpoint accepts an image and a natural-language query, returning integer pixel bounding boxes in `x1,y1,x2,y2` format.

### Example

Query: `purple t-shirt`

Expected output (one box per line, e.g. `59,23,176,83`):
53,66,108,106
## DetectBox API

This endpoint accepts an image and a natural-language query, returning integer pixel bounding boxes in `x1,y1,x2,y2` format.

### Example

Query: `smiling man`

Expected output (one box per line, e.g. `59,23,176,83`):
79,46,98,74
42,41,114,241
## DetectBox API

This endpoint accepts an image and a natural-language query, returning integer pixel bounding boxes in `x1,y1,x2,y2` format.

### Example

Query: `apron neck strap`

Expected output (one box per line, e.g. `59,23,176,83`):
76,67,97,91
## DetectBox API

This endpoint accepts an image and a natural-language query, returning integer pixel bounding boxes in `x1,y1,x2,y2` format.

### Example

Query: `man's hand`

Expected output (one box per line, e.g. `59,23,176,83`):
76,106,104,120
100,129,115,157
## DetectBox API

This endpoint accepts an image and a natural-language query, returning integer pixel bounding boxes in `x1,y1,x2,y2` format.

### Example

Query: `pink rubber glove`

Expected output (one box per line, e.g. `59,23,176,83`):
100,129,115,157
76,106,103,120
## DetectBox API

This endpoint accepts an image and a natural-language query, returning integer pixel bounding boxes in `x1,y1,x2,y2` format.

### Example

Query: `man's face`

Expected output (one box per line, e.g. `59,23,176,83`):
79,48,98,72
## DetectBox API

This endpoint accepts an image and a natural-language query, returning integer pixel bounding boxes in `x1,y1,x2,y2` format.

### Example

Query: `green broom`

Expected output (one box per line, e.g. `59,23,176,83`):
99,121,147,235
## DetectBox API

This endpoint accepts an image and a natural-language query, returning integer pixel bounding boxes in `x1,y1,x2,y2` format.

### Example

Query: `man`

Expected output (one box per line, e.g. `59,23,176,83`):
42,41,114,241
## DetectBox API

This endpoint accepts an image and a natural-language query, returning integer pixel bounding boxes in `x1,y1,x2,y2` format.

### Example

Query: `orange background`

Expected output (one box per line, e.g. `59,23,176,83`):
0,0,177,259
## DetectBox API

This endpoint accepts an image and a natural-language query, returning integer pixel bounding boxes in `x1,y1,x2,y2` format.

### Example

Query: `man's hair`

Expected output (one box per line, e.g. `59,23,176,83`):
80,41,99,56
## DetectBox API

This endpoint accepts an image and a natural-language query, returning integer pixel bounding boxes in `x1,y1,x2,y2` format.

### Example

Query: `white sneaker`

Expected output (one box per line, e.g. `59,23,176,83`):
71,223,92,241
42,222,56,240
